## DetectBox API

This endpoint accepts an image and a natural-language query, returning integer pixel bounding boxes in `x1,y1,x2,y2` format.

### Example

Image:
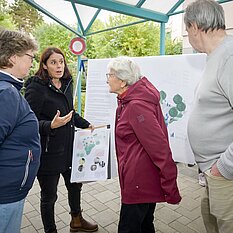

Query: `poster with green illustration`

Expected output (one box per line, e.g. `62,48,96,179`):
160,90,186,125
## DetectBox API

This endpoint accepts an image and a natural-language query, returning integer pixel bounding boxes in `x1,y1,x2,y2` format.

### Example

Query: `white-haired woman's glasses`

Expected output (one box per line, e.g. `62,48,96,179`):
106,73,116,80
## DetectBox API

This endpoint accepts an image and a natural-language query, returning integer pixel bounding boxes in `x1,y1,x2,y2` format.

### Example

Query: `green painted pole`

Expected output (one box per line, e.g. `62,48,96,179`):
160,22,166,55
77,55,82,114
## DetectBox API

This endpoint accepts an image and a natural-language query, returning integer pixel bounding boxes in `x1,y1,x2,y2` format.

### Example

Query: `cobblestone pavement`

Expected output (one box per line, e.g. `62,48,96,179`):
21,163,207,233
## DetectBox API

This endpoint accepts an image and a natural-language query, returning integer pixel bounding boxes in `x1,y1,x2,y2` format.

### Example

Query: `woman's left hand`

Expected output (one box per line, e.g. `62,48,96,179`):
51,110,73,129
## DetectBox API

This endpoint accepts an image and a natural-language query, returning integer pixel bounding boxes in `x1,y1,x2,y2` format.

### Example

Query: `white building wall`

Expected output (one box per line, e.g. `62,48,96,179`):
182,0,233,54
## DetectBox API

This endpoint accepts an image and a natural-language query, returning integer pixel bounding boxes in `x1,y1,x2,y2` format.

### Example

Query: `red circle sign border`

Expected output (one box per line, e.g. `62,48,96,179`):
69,37,86,55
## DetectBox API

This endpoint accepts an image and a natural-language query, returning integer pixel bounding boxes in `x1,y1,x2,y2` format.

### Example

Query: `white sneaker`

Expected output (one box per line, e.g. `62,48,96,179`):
198,173,206,187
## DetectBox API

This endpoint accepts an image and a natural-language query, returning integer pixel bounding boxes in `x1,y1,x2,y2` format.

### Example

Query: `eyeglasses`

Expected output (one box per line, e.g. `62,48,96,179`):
25,53,35,62
106,73,115,79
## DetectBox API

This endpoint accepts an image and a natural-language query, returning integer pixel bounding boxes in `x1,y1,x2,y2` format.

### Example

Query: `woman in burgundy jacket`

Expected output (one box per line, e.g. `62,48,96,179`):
106,56,181,233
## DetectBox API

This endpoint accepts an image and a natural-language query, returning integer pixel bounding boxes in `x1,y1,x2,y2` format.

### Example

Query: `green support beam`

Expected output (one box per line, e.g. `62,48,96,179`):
71,1,85,35
86,19,148,36
24,0,84,38
168,10,184,17
168,0,229,16
77,55,82,114
69,0,168,23
85,9,101,34
160,22,166,55
136,0,146,7
167,0,184,15
217,0,233,3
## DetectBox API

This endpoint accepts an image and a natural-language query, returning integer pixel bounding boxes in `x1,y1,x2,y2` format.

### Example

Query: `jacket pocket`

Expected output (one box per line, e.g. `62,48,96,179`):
43,133,65,155
20,150,32,189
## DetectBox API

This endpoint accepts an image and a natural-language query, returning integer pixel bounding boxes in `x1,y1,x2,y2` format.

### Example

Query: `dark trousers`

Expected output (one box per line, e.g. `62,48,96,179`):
37,169,82,233
118,203,156,233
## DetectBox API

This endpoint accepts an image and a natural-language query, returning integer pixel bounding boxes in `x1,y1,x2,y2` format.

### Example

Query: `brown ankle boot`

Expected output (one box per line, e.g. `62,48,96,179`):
70,212,98,232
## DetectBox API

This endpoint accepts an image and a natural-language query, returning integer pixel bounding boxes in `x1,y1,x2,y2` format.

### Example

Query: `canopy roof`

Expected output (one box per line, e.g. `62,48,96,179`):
23,0,187,37
22,0,233,113
24,0,232,54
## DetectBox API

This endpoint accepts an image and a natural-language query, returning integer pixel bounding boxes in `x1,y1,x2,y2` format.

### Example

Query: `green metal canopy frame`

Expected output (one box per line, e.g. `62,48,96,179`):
23,0,233,113
23,0,232,55
23,0,186,55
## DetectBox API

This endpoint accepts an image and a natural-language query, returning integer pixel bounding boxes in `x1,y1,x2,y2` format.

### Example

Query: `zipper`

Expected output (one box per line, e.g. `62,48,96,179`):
20,150,32,189
49,78,73,110
45,135,50,152
63,79,75,115
64,79,72,94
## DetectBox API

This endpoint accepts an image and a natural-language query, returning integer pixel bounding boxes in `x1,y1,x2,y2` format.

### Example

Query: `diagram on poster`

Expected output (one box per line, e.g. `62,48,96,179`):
160,91,186,126
71,127,110,183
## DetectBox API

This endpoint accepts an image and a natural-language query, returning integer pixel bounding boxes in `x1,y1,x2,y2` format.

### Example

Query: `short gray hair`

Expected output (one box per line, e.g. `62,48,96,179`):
184,0,225,32
0,29,38,68
107,56,142,86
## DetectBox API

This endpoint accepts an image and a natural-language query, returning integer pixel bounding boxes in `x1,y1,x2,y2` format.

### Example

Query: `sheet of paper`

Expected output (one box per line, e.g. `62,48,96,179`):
71,127,110,183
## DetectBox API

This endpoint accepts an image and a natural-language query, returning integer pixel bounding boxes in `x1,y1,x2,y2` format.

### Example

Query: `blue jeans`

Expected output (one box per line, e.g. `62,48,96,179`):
0,198,25,233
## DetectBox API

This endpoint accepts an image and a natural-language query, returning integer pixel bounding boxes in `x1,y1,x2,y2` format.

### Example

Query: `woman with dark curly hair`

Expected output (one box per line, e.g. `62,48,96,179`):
25,47,98,233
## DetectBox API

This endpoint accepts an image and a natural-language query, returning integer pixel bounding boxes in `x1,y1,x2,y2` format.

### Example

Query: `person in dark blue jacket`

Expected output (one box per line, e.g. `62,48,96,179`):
25,47,98,233
0,30,41,233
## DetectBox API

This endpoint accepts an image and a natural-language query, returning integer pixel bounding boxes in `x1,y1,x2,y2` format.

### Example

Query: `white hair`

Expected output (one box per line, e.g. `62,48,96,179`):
184,0,225,32
107,56,142,86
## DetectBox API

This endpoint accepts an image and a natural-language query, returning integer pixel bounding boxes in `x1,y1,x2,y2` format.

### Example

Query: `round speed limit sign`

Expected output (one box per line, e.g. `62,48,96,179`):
69,37,86,55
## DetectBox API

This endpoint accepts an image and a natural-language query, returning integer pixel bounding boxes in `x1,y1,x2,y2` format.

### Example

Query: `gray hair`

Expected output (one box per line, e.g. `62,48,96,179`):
0,29,38,68
107,56,142,86
184,0,225,33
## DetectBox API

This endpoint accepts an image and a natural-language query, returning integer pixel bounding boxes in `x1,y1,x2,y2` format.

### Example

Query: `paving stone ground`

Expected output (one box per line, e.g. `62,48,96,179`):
21,163,207,233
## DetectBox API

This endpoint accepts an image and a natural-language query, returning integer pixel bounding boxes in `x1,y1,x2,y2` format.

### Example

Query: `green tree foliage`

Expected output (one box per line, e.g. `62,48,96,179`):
8,0,43,32
33,23,79,79
0,0,15,29
34,23,77,63
165,30,182,55
0,0,7,21
31,15,182,103
85,15,182,59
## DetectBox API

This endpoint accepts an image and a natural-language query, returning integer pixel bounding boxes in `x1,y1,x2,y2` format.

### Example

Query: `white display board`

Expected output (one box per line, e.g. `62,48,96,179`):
84,54,206,165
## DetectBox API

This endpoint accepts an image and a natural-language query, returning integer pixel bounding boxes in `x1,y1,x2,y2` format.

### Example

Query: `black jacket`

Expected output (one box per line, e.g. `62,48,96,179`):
25,76,90,175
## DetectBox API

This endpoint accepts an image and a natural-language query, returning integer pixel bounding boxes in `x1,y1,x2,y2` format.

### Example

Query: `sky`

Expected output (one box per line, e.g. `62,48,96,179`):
7,0,183,39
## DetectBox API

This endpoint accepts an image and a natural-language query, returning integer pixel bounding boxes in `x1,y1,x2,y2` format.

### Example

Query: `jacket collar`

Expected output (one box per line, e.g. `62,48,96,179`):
0,70,24,90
